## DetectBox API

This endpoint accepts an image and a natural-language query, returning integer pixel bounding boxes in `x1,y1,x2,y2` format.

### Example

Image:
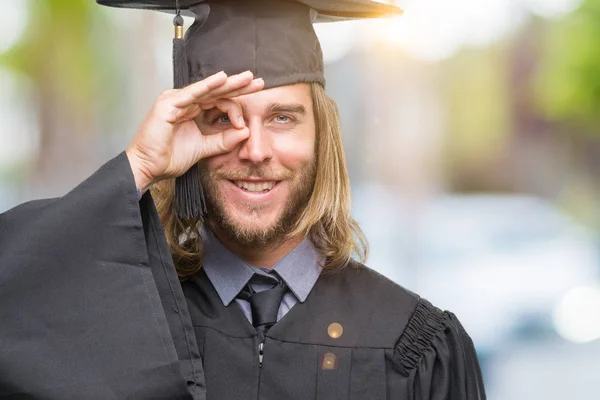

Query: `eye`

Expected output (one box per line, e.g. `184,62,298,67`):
212,113,231,124
274,114,291,123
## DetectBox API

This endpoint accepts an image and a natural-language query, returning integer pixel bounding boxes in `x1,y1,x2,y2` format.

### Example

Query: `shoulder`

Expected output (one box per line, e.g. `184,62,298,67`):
310,261,449,346
329,261,466,353
322,261,422,317
272,261,480,373
333,262,479,375
313,263,486,395
324,260,424,313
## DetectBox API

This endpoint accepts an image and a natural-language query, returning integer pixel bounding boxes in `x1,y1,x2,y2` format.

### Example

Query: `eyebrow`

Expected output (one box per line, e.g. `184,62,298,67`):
266,102,306,116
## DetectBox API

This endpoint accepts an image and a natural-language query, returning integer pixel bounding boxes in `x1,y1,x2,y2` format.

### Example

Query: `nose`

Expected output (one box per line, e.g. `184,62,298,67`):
237,121,273,164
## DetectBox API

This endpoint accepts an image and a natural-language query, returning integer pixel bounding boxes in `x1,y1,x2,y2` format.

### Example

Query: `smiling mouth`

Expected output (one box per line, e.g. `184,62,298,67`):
232,180,279,193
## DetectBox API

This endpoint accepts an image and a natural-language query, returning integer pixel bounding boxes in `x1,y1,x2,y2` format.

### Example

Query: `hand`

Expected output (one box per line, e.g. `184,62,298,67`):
125,70,264,192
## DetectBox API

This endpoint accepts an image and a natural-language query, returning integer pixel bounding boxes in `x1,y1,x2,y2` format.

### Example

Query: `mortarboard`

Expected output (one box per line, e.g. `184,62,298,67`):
97,0,403,221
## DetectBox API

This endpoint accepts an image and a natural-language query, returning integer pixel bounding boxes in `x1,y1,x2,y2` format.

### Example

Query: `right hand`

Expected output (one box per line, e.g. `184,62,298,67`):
125,70,264,192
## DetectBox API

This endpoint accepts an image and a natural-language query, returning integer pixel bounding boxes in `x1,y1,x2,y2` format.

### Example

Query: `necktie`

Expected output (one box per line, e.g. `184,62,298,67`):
238,276,288,342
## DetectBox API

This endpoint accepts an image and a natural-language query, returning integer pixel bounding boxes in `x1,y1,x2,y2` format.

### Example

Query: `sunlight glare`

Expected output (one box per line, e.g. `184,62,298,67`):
361,0,579,61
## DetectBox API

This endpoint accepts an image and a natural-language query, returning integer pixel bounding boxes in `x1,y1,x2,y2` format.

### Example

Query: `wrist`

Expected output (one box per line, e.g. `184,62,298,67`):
125,148,154,193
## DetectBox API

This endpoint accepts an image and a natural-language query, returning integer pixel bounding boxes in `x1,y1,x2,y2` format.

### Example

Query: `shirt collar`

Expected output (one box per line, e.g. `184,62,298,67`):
200,226,323,306
270,239,322,303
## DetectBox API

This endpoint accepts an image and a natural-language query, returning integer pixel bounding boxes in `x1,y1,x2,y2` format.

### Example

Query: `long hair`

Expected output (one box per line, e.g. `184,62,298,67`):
152,83,368,277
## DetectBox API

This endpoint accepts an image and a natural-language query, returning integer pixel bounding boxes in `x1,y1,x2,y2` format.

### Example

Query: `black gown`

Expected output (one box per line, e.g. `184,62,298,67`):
0,153,486,399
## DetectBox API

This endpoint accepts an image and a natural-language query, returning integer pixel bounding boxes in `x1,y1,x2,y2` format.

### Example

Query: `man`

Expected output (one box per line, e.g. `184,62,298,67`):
0,0,486,399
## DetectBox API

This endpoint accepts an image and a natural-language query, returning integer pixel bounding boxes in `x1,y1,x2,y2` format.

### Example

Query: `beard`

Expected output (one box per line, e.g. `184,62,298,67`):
199,159,317,250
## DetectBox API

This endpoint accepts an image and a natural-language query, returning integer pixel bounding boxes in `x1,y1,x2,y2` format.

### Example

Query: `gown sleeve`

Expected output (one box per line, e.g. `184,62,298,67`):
391,298,487,400
0,152,204,400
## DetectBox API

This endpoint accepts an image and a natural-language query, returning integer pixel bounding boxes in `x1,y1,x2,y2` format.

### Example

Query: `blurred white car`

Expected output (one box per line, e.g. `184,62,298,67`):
353,188,600,353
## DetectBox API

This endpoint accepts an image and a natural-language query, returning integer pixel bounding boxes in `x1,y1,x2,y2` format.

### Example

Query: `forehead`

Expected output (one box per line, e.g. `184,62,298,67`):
234,82,312,111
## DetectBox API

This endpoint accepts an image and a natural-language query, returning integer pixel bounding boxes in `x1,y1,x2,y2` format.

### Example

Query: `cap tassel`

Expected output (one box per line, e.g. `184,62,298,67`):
173,10,207,221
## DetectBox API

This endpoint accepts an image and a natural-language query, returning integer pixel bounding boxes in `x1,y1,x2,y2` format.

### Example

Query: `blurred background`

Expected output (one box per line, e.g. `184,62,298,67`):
2,0,600,397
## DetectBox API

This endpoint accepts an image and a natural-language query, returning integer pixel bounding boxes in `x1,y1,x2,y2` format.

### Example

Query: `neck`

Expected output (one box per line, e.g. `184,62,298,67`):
209,225,305,268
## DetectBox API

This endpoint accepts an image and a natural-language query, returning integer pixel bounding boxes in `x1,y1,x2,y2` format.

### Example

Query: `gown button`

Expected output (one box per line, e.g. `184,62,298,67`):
327,322,343,339
322,352,337,370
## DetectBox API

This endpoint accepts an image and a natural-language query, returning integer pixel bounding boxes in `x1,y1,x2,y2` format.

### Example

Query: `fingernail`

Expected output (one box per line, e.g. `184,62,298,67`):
238,116,245,126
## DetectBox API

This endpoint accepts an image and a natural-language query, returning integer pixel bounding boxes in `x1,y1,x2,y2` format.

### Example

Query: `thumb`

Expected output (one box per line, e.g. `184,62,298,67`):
200,127,250,159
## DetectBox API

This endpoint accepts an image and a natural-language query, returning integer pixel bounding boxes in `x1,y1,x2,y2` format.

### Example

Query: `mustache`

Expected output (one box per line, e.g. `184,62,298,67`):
210,165,294,181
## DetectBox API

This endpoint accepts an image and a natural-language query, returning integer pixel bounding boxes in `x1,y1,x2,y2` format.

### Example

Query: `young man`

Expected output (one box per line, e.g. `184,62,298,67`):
0,0,486,399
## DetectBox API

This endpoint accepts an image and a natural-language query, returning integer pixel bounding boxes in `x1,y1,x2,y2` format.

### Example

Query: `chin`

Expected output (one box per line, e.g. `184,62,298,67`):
205,178,304,245
227,207,281,233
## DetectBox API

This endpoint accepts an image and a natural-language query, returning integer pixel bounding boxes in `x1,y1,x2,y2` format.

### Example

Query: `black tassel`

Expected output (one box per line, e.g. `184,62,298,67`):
173,10,207,221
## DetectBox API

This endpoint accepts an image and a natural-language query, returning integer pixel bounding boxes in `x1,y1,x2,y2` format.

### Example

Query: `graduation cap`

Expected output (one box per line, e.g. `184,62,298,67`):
97,0,403,221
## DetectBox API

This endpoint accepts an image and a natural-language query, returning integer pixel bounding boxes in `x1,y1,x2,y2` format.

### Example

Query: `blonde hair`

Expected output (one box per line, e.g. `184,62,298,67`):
152,83,368,277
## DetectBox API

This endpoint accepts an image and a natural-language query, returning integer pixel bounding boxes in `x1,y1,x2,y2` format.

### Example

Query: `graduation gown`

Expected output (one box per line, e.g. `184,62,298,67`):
183,268,485,400
0,153,486,399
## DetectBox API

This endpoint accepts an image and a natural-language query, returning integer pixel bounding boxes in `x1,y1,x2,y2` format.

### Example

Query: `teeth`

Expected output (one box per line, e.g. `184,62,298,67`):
234,181,276,192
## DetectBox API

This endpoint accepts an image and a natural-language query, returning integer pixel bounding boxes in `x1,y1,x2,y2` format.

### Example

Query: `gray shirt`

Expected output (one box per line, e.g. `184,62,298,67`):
200,227,323,324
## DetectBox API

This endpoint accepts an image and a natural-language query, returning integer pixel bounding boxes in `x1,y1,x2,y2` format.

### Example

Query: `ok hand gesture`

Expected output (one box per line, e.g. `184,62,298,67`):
126,70,263,192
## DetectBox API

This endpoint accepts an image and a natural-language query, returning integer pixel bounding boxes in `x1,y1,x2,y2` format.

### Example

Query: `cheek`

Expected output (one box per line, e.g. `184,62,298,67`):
202,152,232,172
272,131,316,168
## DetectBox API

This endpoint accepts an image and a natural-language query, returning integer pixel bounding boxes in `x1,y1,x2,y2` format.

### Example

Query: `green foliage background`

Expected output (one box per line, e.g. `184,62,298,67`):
536,0,600,130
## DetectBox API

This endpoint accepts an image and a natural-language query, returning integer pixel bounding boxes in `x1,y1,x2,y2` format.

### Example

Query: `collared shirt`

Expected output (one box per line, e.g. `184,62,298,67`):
200,227,323,324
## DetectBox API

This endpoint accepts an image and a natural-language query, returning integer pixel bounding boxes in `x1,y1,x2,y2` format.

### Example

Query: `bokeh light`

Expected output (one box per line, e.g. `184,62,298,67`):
0,0,29,54
554,285,600,343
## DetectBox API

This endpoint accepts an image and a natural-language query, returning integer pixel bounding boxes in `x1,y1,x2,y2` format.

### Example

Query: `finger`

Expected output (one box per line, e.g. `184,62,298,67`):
216,78,265,100
215,98,245,129
194,78,264,111
158,101,202,124
202,71,255,99
177,103,202,122
201,127,250,158
171,71,228,108
173,71,254,107
163,74,251,123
